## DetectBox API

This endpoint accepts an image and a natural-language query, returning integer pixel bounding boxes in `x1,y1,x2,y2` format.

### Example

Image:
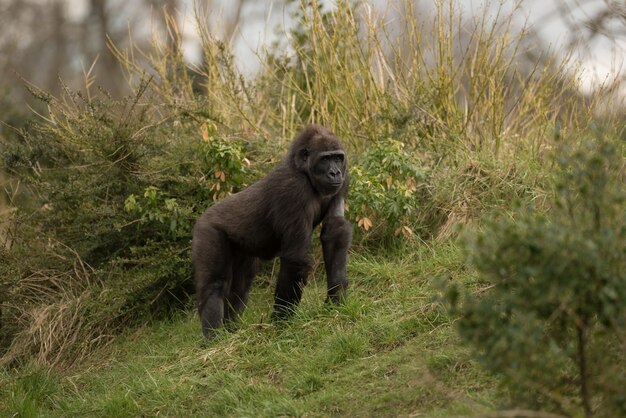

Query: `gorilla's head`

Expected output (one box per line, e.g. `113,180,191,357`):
290,124,347,197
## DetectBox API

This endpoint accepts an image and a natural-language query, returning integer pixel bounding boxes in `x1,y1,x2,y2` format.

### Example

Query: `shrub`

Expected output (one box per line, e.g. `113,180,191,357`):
450,131,626,417
0,81,255,367
348,139,433,246
123,137,247,238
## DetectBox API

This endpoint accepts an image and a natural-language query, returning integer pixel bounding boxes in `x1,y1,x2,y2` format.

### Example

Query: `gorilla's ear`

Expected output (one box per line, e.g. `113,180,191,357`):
294,147,309,170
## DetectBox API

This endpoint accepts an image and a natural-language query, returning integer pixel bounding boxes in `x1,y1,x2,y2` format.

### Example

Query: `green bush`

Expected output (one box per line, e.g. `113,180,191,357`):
0,82,255,367
197,135,249,202
450,132,626,417
123,138,247,239
348,139,432,246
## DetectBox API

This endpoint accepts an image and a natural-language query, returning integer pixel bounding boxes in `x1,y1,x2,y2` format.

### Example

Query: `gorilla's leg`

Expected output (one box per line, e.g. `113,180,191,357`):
193,226,233,338
224,253,257,323
321,216,352,304
271,258,310,319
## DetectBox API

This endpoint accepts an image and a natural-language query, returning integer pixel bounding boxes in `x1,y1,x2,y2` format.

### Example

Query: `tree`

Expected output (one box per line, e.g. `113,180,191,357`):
450,129,626,417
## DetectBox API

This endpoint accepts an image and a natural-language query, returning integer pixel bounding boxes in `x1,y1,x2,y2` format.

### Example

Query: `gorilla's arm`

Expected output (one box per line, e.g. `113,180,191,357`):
320,197,352,303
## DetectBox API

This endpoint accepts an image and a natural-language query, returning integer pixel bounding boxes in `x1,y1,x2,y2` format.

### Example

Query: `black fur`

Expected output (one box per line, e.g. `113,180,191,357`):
192,125,352,338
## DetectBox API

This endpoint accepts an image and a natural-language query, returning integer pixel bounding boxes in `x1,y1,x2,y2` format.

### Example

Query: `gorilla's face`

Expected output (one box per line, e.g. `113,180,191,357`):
290,127,347,197
310,150,346,196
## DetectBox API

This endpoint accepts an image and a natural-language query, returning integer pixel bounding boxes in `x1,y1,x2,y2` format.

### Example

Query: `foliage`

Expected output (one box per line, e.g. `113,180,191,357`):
123,137,247,239
0,83,160,366
124,187,191,239
450,132,626,417
0,81,254,367
348,139,431,245
197,133,249,202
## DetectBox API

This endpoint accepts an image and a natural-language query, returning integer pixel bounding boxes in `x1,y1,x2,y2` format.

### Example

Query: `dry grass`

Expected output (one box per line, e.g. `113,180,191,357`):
0,245,111,369
111,0,623,154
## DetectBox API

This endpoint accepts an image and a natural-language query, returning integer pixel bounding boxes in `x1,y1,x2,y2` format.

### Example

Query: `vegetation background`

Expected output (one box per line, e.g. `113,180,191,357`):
1,0,625,417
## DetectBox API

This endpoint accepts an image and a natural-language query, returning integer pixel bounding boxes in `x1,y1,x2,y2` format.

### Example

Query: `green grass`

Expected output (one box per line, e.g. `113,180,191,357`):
0,241,502,417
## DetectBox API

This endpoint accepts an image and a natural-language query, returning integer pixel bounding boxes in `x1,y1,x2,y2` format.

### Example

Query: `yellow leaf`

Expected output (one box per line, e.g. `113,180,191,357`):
405,178,417,192
386,176,393,189
363,217,372,231
220,171,226,182
402,226,413,237
201,123,209,141
214,170,223,179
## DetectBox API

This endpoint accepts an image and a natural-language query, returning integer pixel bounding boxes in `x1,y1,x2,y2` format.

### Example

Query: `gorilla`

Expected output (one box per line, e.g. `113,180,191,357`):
192,124,352,338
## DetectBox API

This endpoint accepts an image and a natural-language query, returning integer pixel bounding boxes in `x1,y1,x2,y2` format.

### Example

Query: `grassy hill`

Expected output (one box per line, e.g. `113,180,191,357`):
3,243,507,417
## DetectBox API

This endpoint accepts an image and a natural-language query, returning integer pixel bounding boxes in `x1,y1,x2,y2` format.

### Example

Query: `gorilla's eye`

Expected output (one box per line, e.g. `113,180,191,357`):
321,154,343,163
